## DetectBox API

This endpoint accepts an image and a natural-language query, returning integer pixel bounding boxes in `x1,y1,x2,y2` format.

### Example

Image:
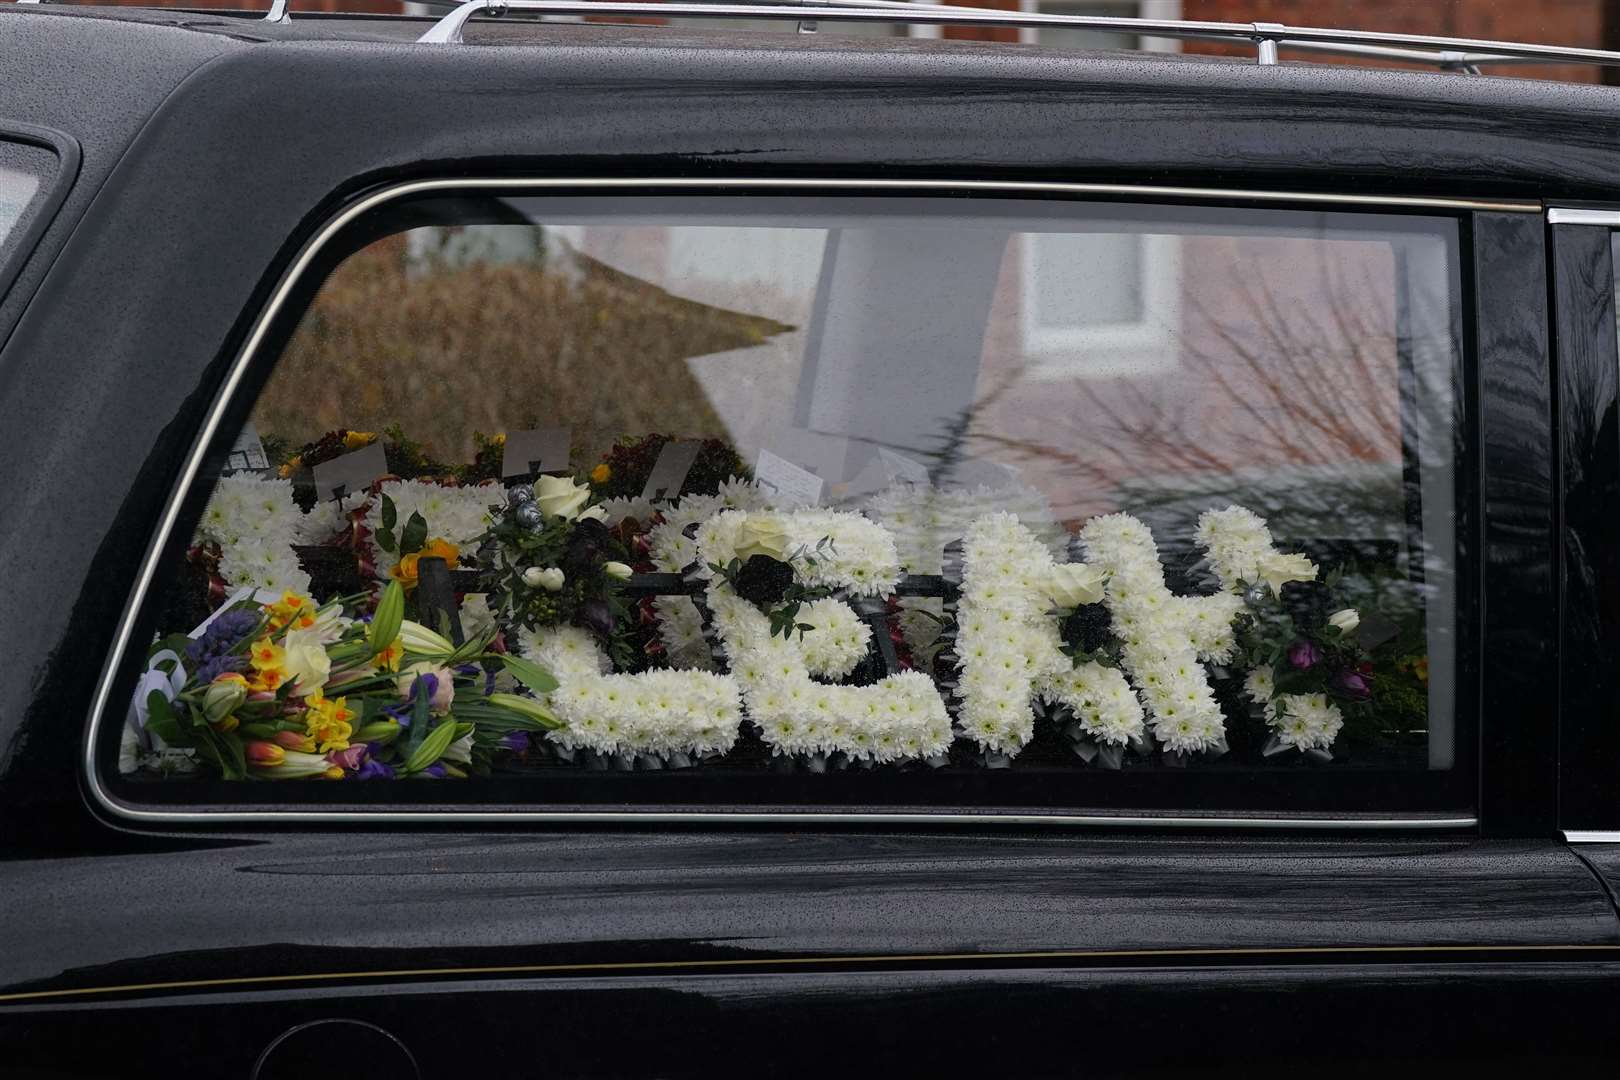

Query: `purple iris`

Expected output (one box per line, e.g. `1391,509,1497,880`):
356,758,396,781
421,762,448,779
500,731,530,753
1287,640,1322,670
412,673,440,705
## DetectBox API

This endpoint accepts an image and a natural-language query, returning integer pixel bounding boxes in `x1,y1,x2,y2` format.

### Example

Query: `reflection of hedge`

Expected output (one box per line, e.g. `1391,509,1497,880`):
252,234,792,468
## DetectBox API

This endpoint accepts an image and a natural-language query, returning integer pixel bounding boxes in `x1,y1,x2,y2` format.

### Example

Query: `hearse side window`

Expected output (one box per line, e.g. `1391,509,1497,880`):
108,193,1467,815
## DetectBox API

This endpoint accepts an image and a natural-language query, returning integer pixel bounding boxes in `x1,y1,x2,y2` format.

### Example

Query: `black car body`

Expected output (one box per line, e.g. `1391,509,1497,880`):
4,5,1620,1077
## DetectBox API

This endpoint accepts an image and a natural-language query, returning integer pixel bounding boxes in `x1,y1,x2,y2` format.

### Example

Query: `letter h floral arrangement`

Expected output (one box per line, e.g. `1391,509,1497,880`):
127,437,1424,781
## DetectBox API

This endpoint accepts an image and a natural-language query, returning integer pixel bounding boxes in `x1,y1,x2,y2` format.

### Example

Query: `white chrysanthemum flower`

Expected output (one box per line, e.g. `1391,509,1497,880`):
363,479,497,579
1078,508,1264,756
694,524,950,763
517,623,744,758
193,474,313,594
1272,692,1344,752
955,513,1148,754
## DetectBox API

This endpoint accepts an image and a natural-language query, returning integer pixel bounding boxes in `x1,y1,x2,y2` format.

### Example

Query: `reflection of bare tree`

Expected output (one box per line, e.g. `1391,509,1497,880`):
964,246,1453,560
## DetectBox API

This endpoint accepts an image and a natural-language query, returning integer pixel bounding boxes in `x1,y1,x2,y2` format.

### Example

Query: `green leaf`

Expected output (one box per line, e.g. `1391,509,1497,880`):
144,710,189,748
369,580,405,657
381,493,398,532
407,679,434,753
400,511,428,556
215,729,246,780
500,654,559,695
375,527,397,554
402,718,459,774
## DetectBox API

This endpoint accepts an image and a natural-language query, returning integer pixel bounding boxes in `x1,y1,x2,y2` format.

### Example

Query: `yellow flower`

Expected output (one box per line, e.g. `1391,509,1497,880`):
344,430,378,450
277,454,303,479
375,637,405,673
1413,657,1429,685
389,538,461,590
266,591,316,633
590,463,612,484
250,637,286,673
493,433,507,446
302,690,356,753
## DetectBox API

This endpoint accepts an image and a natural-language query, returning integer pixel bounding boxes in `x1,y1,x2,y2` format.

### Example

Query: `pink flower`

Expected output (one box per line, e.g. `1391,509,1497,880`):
1287,640,1322,670
327,744,369,771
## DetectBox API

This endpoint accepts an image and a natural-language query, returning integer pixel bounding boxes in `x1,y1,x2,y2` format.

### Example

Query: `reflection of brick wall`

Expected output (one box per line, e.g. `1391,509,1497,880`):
1179,0,1613,83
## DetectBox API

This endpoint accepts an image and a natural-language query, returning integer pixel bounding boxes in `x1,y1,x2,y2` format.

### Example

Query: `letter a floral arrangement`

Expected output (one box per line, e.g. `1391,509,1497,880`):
124,431,1429,782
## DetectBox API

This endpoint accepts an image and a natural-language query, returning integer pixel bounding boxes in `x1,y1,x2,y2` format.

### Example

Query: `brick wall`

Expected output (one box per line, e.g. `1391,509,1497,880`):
1178,0,1616,82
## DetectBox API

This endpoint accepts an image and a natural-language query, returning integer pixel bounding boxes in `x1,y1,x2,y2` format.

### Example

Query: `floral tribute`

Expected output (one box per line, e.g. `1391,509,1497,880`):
143,421,1422,780
123,581,561,781
1196,506,1364,756
694,509,953,764
955,513,1143,759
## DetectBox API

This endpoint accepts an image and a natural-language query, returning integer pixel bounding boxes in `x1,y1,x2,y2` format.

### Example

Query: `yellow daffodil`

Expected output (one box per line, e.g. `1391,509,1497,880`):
277,454,303,479
266,591,317,633
375,637,405,673
302,689,355,753
343,430,378,450
590,462,612,484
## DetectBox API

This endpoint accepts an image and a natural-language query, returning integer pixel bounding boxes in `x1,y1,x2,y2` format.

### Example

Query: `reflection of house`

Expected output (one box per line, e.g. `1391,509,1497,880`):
540,202,1452,538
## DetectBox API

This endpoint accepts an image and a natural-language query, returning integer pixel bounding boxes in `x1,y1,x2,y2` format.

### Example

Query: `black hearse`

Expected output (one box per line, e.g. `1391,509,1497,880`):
4,3,1620,1076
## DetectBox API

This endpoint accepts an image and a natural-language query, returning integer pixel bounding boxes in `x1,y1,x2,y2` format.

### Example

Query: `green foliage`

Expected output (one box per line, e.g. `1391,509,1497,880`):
402,718,459,775
369,580,405,656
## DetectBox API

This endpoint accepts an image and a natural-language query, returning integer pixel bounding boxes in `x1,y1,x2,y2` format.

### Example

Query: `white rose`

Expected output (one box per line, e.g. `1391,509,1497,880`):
734,515,790,562
1041,563,1109,609
576,505,608,523
1328,608,1360,635
1257,552,1318,595
281,628,332,697
534,475,592,520
604,561,634,581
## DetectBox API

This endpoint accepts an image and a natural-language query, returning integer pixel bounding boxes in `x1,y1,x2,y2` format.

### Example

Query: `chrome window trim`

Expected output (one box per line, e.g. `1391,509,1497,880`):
1564,831,1620,843
1547,207,1620,226
84,174,1502,829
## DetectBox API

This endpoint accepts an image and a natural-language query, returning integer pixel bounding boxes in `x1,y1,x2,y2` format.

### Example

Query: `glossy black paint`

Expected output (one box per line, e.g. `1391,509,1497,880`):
3,832,1619,1074
10,964,1620,1079
1552,224,1620,833
2,8,1619,1072
1474,213,1557,837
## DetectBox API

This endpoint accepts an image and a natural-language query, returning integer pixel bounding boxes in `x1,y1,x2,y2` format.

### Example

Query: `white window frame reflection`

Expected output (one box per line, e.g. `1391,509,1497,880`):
1016,0,1181,379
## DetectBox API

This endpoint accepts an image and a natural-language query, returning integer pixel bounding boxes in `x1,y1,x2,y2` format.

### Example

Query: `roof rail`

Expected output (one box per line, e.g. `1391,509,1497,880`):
414,0,1620,74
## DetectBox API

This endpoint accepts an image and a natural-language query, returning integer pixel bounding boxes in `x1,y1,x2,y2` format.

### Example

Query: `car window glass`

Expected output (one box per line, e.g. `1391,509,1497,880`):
111,193,1465,813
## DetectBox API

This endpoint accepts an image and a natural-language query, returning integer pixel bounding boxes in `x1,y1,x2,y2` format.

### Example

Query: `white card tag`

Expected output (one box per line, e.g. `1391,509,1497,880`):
223,422,269,474
311,441,388,502
641,440,702,501
879,448,931,488
502,427,572,478
755,449,824,508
